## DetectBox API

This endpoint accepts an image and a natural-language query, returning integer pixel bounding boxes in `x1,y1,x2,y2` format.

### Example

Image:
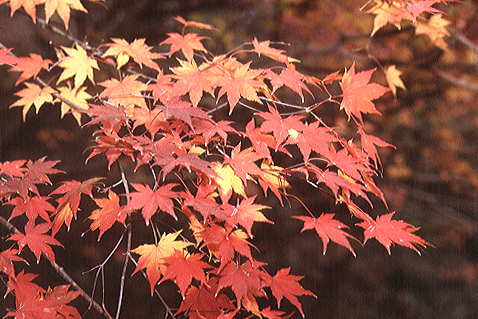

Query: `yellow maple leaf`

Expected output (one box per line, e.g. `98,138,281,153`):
11,82,57,120
57,43,99,88
415,14,450,51
44,0,87,30
131,231,192,294
102,38,162,70
212,162,246,203
56,85,91,125
368,1,413,37
384,65,406,97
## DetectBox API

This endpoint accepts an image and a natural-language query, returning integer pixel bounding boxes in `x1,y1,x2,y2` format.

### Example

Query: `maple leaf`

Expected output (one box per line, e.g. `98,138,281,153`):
258,104,305,150
177,277,235,319
57,43,99,88
223,143,265,183
294,214,356,256
340,62,390,124
90,190,129,239
358,126,394,169
9,53,52,85
2,0,37,22
252,37,296,64
10,82,57,121
174,16,216,31
263,66,313,102
43,285,81,318
102,38,163,70
0,48,19,65
131,231,192,294
261,306,290,319
367,1,413,36
147,70,175,104
216,260,264,307
286,121,336,160
161,250,211,297
161,33,208,61
44,0,87,30
415,13,450,51
191,119,237,145
24,156,63,184
6,270,45,306
406,0,442,21
357,212,430,254
199,223,253,265
383,65,406,97
0,249,26,277
156,96,210,128
211,162,246,203
216,61,264,113
56,85,91,125
263,268,315,318
9,220,63,263
50,177,101,235
0,160,27,177
7,195,55,222
126,183,180,225
169,59,214,107
228,196,272,238
82,102,129,132
155,152,218,180
99,74,148,110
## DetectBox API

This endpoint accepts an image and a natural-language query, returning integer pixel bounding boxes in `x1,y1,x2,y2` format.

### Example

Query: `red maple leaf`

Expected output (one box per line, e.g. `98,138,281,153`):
50,177,101,234
340,62,390,124
24,157,63,185
0,160,27,177
285,121,336,160
89,190,129,239
293,214,356,256
82,102,129,132
357,212,430,254
191,119,238,145
326,146,370,182
358,126,395,169
9,220,63,263
263,268,315,318
156,96,210,128
0,249,26,277
161,250,212,297
127,183,180,225
161,33,208,61
6,270,45,306
0,48,19,65
177,277,235,319
7,195,55,222
258,104,305,150
263,65,313,101
216,260,264,307
155,152,218,179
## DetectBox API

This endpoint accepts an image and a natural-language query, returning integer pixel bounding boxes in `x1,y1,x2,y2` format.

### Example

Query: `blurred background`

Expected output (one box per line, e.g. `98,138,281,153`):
1,0,478,318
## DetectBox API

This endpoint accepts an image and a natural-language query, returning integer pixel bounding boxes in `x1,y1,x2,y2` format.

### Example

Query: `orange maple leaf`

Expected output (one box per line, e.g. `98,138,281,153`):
131,231,192,294
1,0,37,22
216,61,264,113
228,196,272,238
10,83,57,121
102,38,163,70
251,37,297,64
357,212,430,255
340,62,390,124
99,74,148,110
9,53,52,85
161,33,208,62
89,190,129,240
367,1,413,36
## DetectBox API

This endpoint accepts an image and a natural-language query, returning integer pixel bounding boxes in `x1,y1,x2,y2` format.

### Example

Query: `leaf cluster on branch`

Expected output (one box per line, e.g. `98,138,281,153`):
0,1,453,318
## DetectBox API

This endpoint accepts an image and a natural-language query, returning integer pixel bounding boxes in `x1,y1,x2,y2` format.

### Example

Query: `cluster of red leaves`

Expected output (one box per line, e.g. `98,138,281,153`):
0,159,82,318
0,2,447,316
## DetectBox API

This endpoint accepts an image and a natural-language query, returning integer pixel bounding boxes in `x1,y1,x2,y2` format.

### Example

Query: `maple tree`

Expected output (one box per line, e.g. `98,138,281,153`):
0,0,459,318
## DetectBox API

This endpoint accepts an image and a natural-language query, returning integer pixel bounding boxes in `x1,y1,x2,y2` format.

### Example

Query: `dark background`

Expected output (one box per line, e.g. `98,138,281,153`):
1,0,478,318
